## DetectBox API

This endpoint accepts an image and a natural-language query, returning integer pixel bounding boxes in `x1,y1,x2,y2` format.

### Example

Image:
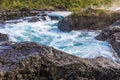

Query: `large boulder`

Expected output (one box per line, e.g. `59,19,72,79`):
0,41,119,80
58,12,120,32
58,16,73,31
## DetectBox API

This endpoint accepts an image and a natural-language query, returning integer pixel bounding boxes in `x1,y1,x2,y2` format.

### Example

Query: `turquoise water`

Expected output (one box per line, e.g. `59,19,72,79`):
0,12,117,61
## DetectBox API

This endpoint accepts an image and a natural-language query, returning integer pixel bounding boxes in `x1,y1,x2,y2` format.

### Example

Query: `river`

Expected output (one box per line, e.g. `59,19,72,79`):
0,11,117,62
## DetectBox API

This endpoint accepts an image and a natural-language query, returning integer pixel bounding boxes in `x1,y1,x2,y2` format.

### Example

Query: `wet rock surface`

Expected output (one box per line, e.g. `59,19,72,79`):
0,33,119,80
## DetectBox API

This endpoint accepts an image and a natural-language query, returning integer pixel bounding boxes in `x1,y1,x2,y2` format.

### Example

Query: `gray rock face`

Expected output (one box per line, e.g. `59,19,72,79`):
0,33,119,80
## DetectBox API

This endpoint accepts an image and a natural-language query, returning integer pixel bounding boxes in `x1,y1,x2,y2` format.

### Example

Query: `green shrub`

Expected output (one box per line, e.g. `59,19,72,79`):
0,0,115,11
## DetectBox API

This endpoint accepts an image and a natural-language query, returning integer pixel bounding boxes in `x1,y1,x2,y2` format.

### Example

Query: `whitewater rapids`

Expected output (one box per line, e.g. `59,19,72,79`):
0,11,118,62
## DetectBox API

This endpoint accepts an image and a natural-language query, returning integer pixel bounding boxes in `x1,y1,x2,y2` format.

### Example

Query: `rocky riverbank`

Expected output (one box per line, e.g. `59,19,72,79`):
0,9,57,22
0,33,119,80
58,11,120,31
0,9,36,22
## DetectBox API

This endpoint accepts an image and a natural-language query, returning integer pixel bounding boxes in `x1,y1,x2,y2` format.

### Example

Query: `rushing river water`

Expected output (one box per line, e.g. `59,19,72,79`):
0,11,117,61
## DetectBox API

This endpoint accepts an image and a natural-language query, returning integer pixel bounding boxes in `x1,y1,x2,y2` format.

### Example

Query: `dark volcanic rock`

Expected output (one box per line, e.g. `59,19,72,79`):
28,16,40,22
0,41,119,80
58,13,120,32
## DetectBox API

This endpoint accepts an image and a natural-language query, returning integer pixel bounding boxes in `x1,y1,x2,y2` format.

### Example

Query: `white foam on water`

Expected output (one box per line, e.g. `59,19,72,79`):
0,12,118,62
38,11,73,17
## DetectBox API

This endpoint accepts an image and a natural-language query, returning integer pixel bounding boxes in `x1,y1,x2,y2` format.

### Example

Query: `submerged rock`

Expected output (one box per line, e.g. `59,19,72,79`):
0,40,119,79
0,33,9,42
28,16,40,22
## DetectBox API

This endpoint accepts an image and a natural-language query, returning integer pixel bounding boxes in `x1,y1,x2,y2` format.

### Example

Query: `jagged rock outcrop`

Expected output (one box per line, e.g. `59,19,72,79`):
0,33,119,80
58,13,120,32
